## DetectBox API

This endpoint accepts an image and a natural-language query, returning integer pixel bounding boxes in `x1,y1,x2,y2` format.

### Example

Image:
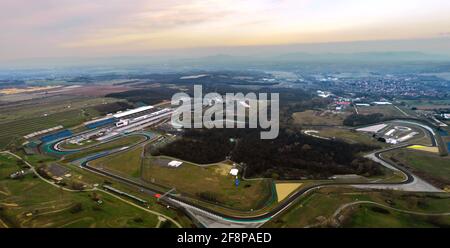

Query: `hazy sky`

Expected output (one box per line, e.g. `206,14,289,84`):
1,0,450,61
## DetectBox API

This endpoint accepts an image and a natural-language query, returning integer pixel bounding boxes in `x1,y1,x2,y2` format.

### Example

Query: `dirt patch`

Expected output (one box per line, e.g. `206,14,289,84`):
1,203,19,207
0,86,61,95
214,164,233,176
275,183,302,202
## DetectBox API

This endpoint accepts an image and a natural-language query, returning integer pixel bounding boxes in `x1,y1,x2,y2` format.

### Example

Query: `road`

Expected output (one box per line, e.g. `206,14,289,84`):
72,140,441,227
0,151,182,228
39,119,446,227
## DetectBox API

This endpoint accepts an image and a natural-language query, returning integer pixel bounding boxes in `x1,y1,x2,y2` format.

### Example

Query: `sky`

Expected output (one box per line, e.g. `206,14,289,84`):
1,0,450,62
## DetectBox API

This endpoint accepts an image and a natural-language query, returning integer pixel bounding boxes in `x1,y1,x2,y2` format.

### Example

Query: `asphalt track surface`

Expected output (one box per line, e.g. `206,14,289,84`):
45,120,443,223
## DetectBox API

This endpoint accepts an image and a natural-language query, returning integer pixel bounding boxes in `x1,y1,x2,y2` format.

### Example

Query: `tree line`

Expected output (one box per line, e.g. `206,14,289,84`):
152,128,383,179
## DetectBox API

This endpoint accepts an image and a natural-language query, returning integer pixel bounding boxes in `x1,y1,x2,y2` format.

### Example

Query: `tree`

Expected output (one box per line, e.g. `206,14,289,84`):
69,203,83,214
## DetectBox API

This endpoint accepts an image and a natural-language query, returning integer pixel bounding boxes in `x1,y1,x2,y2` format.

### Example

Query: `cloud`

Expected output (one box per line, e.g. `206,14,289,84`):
1,0,450,60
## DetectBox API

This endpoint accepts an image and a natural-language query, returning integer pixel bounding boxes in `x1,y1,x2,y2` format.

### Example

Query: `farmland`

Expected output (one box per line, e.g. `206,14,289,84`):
0,96,120,124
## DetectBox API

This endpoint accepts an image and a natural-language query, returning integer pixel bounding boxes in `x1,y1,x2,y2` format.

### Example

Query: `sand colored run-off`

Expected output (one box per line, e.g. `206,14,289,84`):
407,145,439,153
275,183,302,202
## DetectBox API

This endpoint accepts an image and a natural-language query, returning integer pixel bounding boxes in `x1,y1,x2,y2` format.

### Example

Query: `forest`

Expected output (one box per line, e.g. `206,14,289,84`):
151,128,383,179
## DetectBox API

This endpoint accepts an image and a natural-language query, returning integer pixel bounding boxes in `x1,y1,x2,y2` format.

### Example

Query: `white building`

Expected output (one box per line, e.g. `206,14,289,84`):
168,160,183,167
113,106,154,118
229,168,239,176
372,101,392,105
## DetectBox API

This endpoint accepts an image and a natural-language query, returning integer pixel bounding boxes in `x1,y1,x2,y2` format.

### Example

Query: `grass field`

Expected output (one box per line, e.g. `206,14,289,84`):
141,156,273,211
356,105,407,118
90,145,144,178
342,204,450,228
317,127,385,147
264,187,450,228
384,149,450,189
16,151,194,227
0,153,163,228
59,139,100,150
0,96,119,124
402,99,450,110
292,110,350,126
62,135,146,162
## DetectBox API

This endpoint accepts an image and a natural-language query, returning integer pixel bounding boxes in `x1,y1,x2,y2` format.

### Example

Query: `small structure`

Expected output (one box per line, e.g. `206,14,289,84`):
168,160,182,168
355,103,370,107
10,170,26,179
229,168,239,176
372,101,392,105
336,101,351,105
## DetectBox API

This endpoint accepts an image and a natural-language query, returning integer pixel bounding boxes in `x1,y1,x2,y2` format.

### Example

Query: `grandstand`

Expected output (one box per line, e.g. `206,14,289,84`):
24,125,63,139
40,129,73,143
113,106,154,119
85,117,117,129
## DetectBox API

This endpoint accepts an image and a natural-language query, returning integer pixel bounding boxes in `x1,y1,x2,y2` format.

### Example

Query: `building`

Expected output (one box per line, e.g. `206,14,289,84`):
355,103,370,107
113,106,154,119
229,168,239,176
372,101,392,105
168,160,182,167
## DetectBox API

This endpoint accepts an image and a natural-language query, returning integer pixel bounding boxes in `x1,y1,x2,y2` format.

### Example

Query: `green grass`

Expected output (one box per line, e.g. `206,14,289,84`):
342,204,450,228
0,153,161,228
90,146,143,178
59,139,100,150
141,156,273,211
62,135,146,162
318,127,385,147
1,150,195,228
385,149,450,188
263,187,450,228
0,97,118,124
402,99,450,107
357,105,406,117
292,110,350,126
